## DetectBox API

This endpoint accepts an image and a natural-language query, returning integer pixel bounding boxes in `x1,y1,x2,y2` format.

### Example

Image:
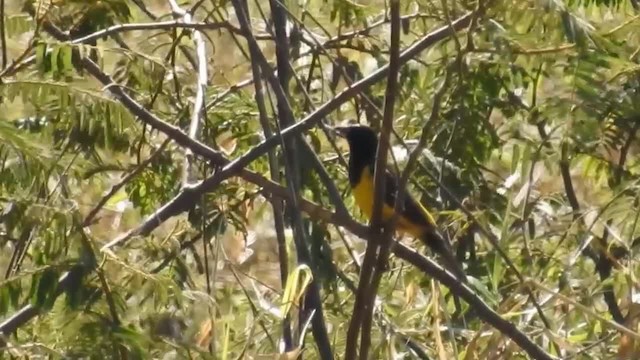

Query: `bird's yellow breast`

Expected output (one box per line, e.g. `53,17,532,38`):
351,166,426,238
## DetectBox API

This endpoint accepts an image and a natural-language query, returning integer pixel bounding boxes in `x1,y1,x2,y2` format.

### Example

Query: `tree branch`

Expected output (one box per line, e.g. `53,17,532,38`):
237,0,293,350
0,9,480,353
167,0,209,186
82,139,170,228
348,1,402,359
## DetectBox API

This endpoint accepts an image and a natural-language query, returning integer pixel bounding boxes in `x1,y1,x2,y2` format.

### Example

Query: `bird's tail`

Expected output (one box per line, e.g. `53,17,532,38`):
420,230,467,283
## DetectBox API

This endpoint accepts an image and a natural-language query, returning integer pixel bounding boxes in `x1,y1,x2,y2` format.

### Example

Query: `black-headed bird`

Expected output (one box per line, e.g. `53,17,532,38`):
334,125,466,281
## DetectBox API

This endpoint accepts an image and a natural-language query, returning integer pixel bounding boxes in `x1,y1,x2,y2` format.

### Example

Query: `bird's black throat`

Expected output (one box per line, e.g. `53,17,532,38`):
344,127,379,186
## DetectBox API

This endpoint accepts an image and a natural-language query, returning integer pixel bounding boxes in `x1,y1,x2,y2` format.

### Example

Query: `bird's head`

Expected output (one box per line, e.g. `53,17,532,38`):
333,125,379,152
333,125,379,172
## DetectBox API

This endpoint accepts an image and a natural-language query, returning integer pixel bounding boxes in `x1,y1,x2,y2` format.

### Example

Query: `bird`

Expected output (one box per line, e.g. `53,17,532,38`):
334,124,467,282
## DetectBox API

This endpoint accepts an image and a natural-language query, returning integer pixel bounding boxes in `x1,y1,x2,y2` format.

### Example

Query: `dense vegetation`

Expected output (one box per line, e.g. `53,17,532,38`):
1,0,640,358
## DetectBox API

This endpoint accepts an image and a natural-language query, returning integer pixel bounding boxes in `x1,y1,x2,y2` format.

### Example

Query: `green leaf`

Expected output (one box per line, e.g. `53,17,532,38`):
33,268,59,310
35,40,47,74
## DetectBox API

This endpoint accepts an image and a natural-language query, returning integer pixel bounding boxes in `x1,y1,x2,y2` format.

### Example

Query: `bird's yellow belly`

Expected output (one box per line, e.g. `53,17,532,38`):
351,168,424,238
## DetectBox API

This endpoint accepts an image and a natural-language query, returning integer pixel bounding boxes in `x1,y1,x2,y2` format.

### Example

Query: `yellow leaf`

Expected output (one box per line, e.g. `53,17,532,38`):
280,264,313,318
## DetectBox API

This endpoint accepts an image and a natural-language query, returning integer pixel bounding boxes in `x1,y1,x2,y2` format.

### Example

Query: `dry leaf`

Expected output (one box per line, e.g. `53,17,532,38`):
404,281,417,307
217,132,237,156
195,318,213,349
618,303,640,359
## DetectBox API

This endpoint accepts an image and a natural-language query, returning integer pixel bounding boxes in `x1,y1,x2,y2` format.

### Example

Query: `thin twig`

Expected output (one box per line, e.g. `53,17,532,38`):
244,0,351,219
168,0,209,186
597,118,640,323
265,0,307,350
70,20,250,48
358,2,403,359
0,0,5,69
82,139,171,228
534,95,624,324
240,0,293,349
236,0,333,355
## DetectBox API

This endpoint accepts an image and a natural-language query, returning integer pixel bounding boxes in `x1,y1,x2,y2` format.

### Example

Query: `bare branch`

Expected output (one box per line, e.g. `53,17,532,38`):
362,1,403,358
0,9,482,353
237,0,293,349
167,0,210,186
233,0,333,355
0,0,5,69
346,1,403,358
69,20,259,46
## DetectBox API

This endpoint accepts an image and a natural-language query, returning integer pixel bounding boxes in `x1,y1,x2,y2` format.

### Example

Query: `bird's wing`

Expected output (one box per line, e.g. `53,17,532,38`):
381,169,466,281
382,169,436,229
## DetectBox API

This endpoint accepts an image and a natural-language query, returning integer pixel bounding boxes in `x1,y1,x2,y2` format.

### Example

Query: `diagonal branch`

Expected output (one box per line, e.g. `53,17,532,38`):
0,105,559,360
29,9,475,252
0,7,476,349
82,139,171,228
234,0,348,219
